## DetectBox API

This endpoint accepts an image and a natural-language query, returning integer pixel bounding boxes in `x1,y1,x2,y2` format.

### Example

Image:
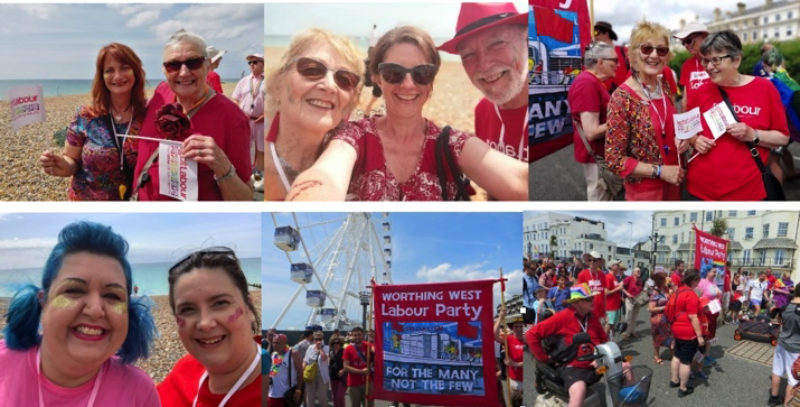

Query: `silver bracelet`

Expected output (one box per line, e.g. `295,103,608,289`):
213,165,236,183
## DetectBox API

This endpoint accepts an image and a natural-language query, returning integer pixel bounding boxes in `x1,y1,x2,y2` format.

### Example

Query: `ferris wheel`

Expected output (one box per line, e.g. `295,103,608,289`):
270,212,393,330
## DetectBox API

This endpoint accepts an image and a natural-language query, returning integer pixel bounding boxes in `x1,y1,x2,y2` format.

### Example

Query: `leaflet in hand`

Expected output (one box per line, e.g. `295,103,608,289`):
158,143,198,201
702,102,737,139
673,107,703,140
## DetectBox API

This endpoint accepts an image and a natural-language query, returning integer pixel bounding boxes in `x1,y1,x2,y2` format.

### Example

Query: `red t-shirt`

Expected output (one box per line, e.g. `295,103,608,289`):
133,82,252,201
342,341,371,387
568,70,609,163
668,287,700,340
206,71,223,95
687,78,789,200
474,98,528,162
507,335,524,381
605,273,622,311
679,55,710,107
526,308,608,369
723,268,732,293
158,354,262,407
662,66,679,99
767,274,777,289
670,271,683,288
577,268,607,317
622,275,642,298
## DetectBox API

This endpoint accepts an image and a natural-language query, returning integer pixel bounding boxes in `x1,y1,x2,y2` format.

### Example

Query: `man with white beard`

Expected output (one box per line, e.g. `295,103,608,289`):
439,2,529,164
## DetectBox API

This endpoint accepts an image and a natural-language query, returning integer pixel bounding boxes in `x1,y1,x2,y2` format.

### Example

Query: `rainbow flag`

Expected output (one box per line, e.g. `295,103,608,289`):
775,279,786,289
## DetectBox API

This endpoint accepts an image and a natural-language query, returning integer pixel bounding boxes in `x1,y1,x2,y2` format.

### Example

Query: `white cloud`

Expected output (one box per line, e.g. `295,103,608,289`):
127,10,161,28
15,4,57,19
415,262,496,282
152,4,262,42
0,237,55,250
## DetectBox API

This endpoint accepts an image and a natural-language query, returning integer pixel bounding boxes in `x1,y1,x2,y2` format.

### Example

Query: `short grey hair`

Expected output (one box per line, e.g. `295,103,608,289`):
699,30,742,60
583,42,614,68
164,29,208,58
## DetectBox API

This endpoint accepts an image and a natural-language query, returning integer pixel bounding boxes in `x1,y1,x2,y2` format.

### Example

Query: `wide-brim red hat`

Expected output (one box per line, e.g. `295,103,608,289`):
438,2,528,54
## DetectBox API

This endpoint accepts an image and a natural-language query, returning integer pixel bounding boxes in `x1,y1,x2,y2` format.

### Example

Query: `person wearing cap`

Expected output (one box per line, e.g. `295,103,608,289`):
527,283,630,407
568,41,617,201
577,251,609,330
605,21,685,201
685,30,789,201
494,309,524,407
205,45,226,95
605,260,625,338
593,21,629,92
673,22,709,109
133,29,253,201
286,25,528,201
438,2,529,163
233,53,266,192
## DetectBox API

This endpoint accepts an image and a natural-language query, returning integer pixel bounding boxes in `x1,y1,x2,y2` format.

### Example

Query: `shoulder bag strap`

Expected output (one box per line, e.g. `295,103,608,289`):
288,349,293,387
435,126,451,200
717,86,770,175
573,119,607,165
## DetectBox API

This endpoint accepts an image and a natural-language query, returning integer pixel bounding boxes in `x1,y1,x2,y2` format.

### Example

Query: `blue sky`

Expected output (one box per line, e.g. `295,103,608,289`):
0,212,261,270
264,1,527,41
0,3,262,80
262,212,522,330
597,0,769,44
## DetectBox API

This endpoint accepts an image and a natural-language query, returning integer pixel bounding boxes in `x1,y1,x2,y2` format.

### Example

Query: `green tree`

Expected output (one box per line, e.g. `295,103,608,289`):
710,218,728,237
550,234,558,259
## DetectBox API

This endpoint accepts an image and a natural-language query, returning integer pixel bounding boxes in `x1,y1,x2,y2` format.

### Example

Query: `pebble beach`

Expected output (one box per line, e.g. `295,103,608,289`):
0,82,237,201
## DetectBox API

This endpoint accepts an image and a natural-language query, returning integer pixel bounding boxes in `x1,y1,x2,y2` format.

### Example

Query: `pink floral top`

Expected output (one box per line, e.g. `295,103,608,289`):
65,107,140,201
332,116,472,201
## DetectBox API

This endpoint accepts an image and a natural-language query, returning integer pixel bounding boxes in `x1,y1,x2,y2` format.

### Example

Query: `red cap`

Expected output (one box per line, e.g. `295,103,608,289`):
438,3,527,54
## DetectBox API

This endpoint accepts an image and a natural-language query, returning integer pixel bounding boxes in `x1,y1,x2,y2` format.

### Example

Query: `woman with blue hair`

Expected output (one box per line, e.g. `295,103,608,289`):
0,221,159,406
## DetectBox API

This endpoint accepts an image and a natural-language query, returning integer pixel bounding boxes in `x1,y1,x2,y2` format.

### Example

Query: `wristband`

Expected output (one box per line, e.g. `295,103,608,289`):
214,165,236,183
656,165,662,179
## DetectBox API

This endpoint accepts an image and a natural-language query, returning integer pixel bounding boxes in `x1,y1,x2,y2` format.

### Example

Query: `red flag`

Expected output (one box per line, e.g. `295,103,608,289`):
533,6,573,43
694,228,729,273
373,280,496,406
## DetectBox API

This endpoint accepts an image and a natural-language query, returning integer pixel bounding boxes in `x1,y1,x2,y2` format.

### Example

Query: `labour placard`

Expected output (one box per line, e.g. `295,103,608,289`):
158,142,198,201
8,85,45,131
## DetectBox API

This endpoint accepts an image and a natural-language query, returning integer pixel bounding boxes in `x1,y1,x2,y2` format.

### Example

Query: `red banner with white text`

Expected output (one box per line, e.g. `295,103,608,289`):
372,279,498,406
694,228,728,276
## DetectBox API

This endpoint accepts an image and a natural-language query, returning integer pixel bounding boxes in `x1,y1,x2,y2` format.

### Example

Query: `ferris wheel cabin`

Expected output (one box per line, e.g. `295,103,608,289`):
274,226,300,251
290,263,313,283
306,290,326,307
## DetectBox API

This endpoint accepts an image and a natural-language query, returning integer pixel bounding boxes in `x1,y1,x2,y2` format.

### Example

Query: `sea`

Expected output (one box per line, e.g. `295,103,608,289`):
0,78,240,101
0,257,261,297
264,34,463,62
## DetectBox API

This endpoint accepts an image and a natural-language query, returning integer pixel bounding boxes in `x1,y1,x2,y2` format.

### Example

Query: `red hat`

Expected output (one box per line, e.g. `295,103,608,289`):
438,2,528,54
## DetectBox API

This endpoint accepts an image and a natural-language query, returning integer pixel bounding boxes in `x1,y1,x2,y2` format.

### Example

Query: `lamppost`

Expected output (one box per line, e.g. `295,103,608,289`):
651,232,659,272
359,290,371,329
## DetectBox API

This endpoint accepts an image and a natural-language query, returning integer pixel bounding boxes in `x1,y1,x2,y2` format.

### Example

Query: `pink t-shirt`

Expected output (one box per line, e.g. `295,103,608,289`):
698,278,721,301
0,341,160,406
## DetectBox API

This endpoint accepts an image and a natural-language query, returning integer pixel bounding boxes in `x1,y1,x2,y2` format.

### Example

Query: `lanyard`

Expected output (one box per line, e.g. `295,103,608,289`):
493,103,528,161
635,74,668,138
193,344,261,407
110,116,133,173
270,142,291,192
37,349,103,407
576,313,588,333
250,75,263,110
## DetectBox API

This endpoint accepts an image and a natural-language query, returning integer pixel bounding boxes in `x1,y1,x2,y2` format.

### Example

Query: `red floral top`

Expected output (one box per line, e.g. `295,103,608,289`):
332,116,472,201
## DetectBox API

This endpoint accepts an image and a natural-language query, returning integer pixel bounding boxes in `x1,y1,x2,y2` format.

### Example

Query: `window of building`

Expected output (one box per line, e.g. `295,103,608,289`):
690,212,698,222
765,16,769,24
674,217,679,226
779,222,789,237
729,210,737,217
775,30,780,38
760,250,767,266
748,210,756,215
706,212,713,222
777,14,781,22
661,218,667,227
743,249,751,265
754,31,759,39
763,224,770,238
788,29,792,37
681,232,685,243
744,32,749,41
673,235,678,244
659,235,666,244
745,227,754,240
727,228,735,239
789,11,794,19
765,32,769,39
776,249,785,265
589,243,593,249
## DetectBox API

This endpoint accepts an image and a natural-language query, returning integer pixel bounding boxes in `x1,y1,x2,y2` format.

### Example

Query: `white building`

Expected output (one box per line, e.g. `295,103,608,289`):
650,210,800,279
705,0,800,44
522,213,649,268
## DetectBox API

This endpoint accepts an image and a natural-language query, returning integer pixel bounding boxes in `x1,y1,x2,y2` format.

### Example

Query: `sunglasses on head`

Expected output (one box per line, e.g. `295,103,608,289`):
639,44,669,57
378,63,437,86
295,57,359,92
168,247,237,275
163,56,206,73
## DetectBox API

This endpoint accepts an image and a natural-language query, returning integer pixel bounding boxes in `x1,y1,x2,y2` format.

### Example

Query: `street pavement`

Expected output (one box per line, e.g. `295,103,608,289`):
524,310,782,407
530,141,800,201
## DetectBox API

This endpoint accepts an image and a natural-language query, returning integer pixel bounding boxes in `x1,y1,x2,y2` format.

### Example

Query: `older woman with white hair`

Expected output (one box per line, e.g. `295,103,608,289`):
132,29,253,201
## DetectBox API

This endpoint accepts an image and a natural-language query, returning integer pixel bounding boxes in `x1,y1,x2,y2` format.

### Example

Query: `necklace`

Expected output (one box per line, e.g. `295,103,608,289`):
110,104,131,122
634,74,668,139
269,142,299,192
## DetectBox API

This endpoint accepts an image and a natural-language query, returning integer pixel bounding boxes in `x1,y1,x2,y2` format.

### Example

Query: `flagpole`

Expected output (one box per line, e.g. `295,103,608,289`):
499,267,512,407
365,284,373,407
589,0,595,31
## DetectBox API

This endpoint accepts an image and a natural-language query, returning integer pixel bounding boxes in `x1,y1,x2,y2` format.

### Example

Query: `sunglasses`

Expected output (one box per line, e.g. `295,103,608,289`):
639,44,669,57
295,57,359,92
168,247,237,275
248,60,262,66
163,56,206,73
378,63,437,86
681,35,699,47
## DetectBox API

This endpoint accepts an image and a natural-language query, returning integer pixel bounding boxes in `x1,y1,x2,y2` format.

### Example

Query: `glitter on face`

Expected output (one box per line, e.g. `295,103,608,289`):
49,294,76,309
227,307,243,324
